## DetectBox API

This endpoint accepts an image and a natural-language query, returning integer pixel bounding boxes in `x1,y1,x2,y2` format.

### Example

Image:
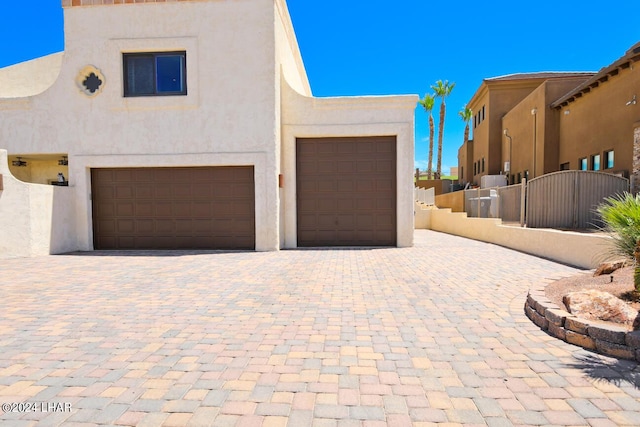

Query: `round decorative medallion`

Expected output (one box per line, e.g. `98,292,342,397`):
76,65,105,97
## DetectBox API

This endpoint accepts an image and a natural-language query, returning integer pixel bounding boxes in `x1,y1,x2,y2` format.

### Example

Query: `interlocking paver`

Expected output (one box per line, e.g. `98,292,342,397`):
0,230,638,425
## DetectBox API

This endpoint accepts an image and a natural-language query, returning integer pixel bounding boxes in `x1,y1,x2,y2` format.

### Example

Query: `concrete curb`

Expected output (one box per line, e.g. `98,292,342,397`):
524,285,640,362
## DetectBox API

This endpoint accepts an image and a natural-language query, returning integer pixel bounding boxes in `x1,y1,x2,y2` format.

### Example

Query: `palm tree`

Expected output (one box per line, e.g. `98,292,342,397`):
418,94,436,179
458,106,472,182
458,106,472,147
431,80,455,179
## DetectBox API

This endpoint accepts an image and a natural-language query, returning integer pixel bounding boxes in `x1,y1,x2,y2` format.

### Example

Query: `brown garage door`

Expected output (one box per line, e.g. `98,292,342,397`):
296,136,396,246
91,167,255,250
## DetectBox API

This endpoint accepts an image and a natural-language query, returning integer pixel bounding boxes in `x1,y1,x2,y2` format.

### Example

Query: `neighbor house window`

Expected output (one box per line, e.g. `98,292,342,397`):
123,51,187,97
579,157,588,170
481,158,485,173
560,162,570,170
591,154,601,171
604,150,614,169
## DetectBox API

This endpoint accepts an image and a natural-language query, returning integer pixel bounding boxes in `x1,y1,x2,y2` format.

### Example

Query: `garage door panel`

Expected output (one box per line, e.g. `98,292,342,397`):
117,236,135,248
193,184,213,199
117,219,135,233
136,185,154,199
155,202,173,217
317,198,337,212
173,184,193,199
376,159,395,173
356,180,374,192
297,137,396,246
96,219,116,233
115,186,134,199
355,214,374,228
214,186,233,198
213,202,234,217
92,167,255,250
175,220,193,233
193,219,213,233
136,219,154,233
357,141,375,154
356,161,375,173
298,179,317,193
337,161,355,173
318,181,336,193
135,202,154,216
337,180,354,192
116,202,134,217
318,161,336,174
337,199,354,211
233,201,254,215
356,199,376,210
97,204,115,217
96,186,115,200
191,202,212,217
173,203,191,217
113,169,133,182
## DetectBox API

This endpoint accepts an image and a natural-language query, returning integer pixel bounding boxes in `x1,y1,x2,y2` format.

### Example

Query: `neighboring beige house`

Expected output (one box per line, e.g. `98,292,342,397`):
460,72,592,186
0,0,417,256
460,42,640,190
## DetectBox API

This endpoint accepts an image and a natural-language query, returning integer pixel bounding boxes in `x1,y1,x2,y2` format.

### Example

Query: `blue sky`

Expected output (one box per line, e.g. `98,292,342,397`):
2,1,640,175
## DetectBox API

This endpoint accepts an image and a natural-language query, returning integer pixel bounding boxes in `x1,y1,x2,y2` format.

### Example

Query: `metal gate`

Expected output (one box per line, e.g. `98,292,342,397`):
526,171,629,229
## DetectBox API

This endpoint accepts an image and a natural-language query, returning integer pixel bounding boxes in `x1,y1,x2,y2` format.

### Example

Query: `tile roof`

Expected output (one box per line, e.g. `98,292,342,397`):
486,72,595,82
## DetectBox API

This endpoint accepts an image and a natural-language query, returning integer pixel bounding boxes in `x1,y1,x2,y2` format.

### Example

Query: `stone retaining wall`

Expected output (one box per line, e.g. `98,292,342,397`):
525,286,640,362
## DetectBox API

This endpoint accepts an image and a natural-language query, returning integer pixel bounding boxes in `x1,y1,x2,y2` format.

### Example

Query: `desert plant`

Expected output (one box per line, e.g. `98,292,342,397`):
597,192,640,291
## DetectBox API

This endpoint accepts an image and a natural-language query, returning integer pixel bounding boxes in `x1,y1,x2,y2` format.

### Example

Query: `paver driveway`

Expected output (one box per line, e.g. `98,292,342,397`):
1,230,639,426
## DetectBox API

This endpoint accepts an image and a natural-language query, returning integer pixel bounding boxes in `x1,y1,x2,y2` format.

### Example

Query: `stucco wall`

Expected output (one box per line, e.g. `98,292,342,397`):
420,207,614,269
0,149,77,258
558,66,640,175
502,78,593,181
280,80,418,248
0,53,64,98
435,191,464,212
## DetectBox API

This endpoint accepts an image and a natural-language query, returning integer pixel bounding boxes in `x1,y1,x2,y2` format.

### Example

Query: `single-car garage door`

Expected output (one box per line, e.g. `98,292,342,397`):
296,136,396,246
91,166,255,250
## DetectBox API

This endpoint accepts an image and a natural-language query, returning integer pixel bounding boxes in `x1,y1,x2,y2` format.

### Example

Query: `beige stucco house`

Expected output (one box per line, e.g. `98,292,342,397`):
459,72,592,186
0,0,417,256
460,42,640,190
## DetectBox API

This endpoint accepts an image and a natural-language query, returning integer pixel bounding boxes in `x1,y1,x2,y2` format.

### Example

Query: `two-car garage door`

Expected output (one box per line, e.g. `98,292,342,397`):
91,166,255,250
90,137,397,250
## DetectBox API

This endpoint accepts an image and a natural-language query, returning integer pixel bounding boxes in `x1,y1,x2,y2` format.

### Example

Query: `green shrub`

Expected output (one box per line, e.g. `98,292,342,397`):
597,192,640,292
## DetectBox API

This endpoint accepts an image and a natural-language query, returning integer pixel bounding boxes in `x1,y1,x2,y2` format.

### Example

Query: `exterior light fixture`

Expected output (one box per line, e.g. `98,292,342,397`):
58,156,69,166
12,157,27,167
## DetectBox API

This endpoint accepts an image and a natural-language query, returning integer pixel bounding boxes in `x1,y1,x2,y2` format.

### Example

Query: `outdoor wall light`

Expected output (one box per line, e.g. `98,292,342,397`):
626,95,636,106
58,156,68,166
531,108,537,115
11,157,27,167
